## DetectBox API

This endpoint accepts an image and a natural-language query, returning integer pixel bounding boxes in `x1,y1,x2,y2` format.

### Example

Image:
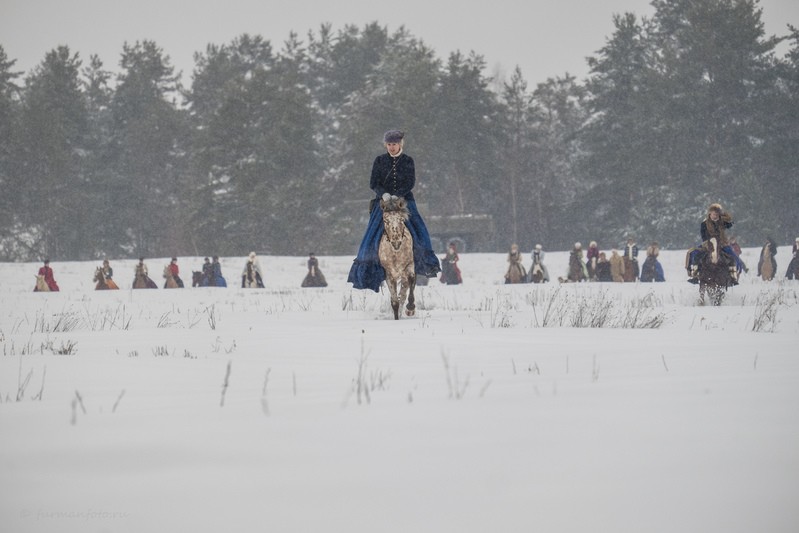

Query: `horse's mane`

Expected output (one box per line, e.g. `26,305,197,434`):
381,197,409,220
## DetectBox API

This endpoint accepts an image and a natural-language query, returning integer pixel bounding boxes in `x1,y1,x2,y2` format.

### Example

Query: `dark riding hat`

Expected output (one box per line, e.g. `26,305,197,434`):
383,130,404,143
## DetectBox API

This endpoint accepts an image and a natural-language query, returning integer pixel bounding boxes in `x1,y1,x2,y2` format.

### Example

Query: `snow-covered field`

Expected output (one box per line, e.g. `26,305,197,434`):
1,247,798,533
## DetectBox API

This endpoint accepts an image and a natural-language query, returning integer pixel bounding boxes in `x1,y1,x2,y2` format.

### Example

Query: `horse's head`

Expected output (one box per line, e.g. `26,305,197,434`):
381,197,410,250
380,195,407,214
93,266,104,283
34,274,49,292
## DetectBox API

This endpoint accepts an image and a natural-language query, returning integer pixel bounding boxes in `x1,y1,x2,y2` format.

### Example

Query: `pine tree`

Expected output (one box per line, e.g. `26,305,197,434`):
109,40,186,257
0,46,23,259
17,46,89,259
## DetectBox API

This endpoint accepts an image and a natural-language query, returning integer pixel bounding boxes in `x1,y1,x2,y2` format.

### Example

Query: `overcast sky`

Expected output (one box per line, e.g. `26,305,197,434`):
1,0,797,88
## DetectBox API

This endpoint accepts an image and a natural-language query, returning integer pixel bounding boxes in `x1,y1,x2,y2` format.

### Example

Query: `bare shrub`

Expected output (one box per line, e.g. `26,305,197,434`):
34,310,82,333
441,350,469,400
751,290,782,333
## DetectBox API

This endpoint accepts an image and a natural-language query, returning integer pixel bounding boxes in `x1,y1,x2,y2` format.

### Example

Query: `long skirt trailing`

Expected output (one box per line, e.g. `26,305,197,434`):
347,199,441,292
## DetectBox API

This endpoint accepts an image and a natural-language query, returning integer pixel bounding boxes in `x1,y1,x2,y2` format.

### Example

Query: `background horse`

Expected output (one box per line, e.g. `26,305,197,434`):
33,275,50,292
133,269,157,289
505,261,527,284
94,267,119,290
622,258,637,282
562,252,586,283
787,256,799,280
529,263,545,284
243,262,263,288
378,197,416,320
192,271,203,287
163,265,179,288
758,242,775,281
697,237,735,305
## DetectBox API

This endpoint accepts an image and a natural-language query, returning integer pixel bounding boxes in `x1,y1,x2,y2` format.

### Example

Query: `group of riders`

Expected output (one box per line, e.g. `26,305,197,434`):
33,200,799,293
499,203,797,287
502,239,662,284
28,120,798,297
682,203,797,285
34,251,328,291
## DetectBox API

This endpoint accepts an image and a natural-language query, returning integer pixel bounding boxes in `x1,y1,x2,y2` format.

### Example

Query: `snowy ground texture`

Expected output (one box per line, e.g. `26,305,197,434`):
1,247,798,533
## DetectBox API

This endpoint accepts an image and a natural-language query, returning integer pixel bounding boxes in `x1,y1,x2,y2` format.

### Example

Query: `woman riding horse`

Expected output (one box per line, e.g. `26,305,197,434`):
439,242,463,285
133,258,158,289
787,238,799,280
348,130,440,292
687,203,741,284
563,242,588,283
622,238,639,282
640,243,665,282
504,244,527,284
301,252,327,288
34,259,60,291
94,261,119,290
164,257,184,288
757,237,778,281
529,244,550,283
242,252,265,288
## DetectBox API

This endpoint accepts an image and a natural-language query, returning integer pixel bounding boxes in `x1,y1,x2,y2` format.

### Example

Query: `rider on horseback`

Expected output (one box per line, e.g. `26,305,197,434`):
440,242,463,285
166,257,185,288
687,203,743,284
787,237,799,280
529,244,550,283
242,252,265,288
348,129,441,292
34,259,60,292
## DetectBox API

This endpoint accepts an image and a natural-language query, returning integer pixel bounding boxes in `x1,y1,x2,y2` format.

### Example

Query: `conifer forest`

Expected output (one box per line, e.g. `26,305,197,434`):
0,0,797,261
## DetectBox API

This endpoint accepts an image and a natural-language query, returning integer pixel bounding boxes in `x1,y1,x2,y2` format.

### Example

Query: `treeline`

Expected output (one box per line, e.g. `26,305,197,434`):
0,0,797,261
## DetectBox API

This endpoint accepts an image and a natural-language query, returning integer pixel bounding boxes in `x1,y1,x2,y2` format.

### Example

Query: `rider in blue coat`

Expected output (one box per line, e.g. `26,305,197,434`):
347,130,441,292
640,243,665,282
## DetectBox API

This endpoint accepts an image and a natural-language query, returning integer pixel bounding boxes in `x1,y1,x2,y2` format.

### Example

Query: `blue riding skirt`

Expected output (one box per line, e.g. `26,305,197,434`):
689,245,744,272
347,200,441,292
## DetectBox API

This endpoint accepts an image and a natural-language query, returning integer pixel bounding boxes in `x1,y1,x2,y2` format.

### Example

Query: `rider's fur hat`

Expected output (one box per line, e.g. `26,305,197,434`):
383,130,404,143
708,203,723,213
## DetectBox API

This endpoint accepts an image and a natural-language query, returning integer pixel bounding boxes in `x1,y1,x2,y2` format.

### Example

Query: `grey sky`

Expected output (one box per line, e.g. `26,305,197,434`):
1,0,797,87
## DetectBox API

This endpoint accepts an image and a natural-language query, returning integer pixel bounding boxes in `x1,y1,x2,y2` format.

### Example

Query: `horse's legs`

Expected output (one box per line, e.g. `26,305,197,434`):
391,297,400,320
405,272,417,317
386,276,400,320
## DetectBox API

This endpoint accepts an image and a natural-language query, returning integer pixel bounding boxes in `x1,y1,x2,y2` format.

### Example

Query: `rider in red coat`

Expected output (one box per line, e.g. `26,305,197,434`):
166,257,185,287
35,259,60,291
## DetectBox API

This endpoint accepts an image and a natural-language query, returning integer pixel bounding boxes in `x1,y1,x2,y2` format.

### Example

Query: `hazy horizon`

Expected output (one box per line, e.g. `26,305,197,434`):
2,0,796,88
